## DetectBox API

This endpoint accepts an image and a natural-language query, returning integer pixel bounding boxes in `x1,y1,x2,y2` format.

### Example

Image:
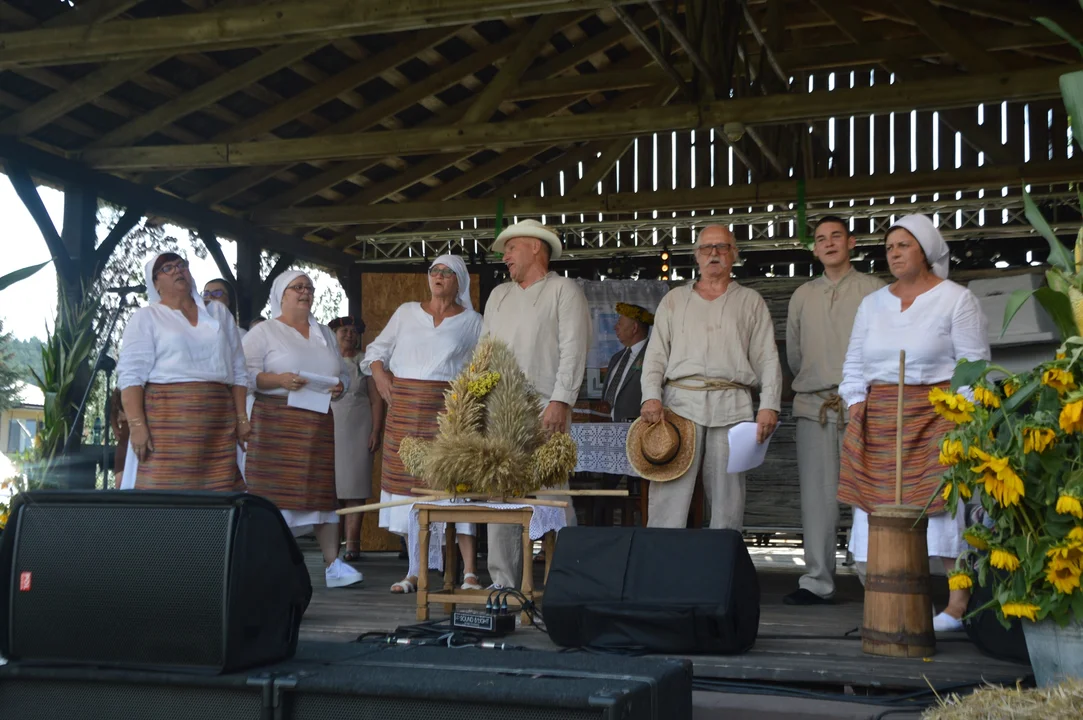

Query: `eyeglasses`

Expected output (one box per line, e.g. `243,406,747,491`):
202,289,227,299
695,243,733,256
428,268,456,278
286,283,315,295
156,260,189,277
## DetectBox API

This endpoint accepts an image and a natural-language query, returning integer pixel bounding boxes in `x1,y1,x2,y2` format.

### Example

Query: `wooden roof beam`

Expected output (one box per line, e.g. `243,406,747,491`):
83,65,1075,172
894,0,1004,73
612,4,691,99
0,0,639,68
254,158,1083,226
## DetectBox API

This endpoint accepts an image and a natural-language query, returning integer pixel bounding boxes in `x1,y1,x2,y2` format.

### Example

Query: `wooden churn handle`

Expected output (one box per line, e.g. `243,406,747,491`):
896,350,906,506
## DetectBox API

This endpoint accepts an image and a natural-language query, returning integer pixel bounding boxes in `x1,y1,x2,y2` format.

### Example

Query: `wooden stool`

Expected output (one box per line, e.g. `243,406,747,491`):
415,504,557,625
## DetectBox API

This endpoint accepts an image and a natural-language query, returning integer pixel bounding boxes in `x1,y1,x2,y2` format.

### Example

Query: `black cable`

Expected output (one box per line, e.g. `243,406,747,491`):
872,709,928,719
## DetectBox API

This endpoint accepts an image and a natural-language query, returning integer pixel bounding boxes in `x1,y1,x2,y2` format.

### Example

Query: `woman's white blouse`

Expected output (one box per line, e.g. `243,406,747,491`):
839,281,991,408
359,302,482,381
242,317,350,397
117,300,247,389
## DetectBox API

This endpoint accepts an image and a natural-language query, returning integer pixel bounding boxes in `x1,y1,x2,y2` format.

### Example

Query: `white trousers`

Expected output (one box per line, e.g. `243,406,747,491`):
646,423,745,530
795,418,842,598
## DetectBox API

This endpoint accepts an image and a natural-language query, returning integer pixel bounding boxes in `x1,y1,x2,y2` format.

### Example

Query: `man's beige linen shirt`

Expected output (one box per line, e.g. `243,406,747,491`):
641,282,783,428
786,269,886,423
481,272,591,407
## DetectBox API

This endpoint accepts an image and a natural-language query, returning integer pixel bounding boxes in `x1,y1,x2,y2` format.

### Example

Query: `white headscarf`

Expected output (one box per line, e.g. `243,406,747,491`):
890,214,950,279
430,254,473,311
269,270,309,319
143,252,204,306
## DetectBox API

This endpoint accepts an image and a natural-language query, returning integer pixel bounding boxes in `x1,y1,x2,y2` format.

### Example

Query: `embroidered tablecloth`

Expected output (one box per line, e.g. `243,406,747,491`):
571,422,641,477
407,499,569,575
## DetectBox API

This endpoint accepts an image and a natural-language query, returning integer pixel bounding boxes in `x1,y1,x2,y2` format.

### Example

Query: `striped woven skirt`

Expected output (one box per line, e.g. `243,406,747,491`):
380,377,448,497
136,382,239,491
839,383,952,515
245,395,336,511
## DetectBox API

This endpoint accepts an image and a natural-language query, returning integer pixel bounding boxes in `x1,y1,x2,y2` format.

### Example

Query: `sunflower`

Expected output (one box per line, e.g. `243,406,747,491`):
1000,601,1040,622
1047,540,1083,568
990,548,1022,572
947,570,974,591
1056,493,1083,520
1061,400,1083,434
939,438,964,466
963,525,991,551
929,387,976,423
1070,527,1083,543
972,385,1000,409
971,454,1025,507
1045,556,1082,595
1003,380,1019,398
941,481,972,502
1043,368,1077,394
1023,427,1057,454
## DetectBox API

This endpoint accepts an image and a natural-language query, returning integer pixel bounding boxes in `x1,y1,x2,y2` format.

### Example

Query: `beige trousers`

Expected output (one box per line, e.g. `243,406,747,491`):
795,417,843,599
486,406,577,590
646,423,745,530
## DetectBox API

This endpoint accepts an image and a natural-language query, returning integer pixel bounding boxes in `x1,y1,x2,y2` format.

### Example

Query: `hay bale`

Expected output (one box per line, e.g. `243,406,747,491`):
922,678,1083,720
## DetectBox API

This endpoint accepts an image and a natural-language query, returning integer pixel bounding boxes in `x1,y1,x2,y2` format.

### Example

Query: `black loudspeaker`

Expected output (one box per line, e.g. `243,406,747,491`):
0,641,693,720
0,490,312,674
964,568,1030,665
543,526,760,654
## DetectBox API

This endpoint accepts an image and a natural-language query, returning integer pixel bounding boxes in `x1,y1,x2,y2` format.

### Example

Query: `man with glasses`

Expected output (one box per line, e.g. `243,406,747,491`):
783,216,885,605
640,224,782,529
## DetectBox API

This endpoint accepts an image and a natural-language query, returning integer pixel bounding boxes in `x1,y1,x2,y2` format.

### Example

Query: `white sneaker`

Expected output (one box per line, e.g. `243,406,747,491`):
325,558,363,588
933,611,963,632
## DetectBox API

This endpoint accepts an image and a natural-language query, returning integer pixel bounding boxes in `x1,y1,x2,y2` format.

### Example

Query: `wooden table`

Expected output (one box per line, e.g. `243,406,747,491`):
415,504,557,624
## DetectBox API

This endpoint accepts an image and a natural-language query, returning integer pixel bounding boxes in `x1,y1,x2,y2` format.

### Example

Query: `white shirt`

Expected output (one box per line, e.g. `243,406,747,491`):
839,281,991,408
117,300,247,389
360,302,482,381
482,272,591,407
243,317,350,397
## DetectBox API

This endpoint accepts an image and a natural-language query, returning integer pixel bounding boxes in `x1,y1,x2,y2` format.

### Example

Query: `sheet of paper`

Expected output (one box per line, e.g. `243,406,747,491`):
726,421,775,474
286,371,339,414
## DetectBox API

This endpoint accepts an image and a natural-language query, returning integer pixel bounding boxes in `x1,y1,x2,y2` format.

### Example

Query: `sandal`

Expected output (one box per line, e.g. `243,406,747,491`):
461,573,483,590
390,578,417,594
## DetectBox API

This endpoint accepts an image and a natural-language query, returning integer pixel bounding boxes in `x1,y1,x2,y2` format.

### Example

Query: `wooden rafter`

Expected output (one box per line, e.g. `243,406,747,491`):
0,0,638,68
894,0,1005,73
80,65,1074,171
253,159,1083,226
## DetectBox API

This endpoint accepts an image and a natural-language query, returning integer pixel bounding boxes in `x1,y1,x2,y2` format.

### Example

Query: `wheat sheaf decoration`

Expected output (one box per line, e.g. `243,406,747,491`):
398,337,578,497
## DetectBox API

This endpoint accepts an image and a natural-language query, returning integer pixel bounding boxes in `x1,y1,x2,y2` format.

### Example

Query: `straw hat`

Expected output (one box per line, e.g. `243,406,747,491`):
493,219,563,260
625,409,696,482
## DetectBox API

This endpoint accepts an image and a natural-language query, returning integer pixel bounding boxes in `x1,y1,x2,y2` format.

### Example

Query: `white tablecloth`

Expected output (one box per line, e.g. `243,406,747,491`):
407,499,569,575
571,422,641,477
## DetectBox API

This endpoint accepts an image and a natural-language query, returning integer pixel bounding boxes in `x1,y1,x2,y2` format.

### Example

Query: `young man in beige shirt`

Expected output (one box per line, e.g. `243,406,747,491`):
481,219,590,589
784,216,885,605
641,224,783,529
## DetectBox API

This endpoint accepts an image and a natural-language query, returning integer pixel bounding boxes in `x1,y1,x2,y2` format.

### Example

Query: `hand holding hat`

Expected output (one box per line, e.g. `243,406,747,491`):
626,406,696,482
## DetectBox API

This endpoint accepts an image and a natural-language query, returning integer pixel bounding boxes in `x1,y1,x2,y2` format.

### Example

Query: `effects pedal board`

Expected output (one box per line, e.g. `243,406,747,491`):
452,609,516,637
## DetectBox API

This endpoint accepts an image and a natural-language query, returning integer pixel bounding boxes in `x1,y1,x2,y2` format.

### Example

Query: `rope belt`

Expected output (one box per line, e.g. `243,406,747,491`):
665,376,753,392
818,392,845,428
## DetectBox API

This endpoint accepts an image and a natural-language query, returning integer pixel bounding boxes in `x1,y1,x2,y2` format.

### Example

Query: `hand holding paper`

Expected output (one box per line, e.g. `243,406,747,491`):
726,421,776,474
287,371,340,414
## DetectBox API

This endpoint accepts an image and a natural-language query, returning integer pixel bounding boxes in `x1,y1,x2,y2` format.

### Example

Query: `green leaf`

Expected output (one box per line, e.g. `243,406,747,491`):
1024,189,1075,272
1047,268,1072,294
1001,288,1038,338
1036,17,1083,57
1003,377,1041,414
0,260,51,292
951,358,989,391
1060,70,1083,152
1033,286,1079,340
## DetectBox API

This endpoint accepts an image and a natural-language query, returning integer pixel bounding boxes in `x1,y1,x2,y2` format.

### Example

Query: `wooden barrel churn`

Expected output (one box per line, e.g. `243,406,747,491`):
861,504,936,658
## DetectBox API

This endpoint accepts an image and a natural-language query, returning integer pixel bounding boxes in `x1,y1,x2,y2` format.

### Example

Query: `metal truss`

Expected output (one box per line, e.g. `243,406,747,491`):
350,191,1082,264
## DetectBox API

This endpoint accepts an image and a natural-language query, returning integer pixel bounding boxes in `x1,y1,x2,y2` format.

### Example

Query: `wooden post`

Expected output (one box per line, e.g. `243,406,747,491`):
234,237,260,327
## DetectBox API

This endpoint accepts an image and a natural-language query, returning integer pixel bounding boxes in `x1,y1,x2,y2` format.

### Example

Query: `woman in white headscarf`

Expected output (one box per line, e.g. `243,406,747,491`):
838,214,990,633
117,252,249,491
361,255,483,594
242,270,363,589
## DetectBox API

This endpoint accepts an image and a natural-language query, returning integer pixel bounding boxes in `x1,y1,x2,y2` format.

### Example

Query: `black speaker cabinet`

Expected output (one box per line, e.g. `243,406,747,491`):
0,490,312,674
0,642,693,720
543,526,760,654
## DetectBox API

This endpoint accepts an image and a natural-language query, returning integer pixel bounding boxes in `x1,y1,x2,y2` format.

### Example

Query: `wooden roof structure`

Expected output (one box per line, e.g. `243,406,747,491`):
1,0,1082,274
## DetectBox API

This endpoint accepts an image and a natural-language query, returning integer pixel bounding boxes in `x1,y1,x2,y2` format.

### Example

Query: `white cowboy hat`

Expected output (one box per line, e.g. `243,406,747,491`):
494,219,562,260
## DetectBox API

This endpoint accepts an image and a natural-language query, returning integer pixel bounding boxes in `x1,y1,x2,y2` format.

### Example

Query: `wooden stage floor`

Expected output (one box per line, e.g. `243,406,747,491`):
297,538,1032,700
